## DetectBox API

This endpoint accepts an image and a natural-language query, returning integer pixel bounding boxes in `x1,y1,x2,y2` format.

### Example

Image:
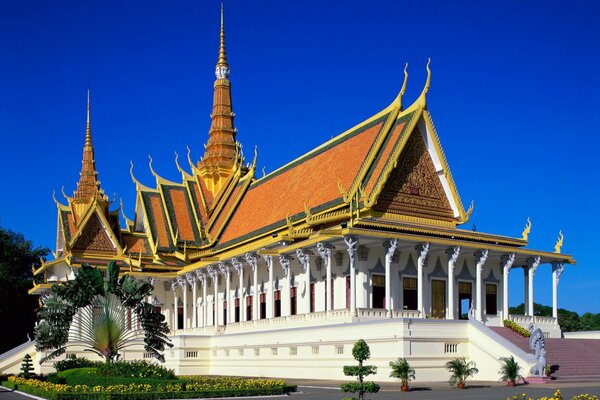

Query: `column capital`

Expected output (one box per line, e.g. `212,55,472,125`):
526,256,542,275
195,269,206,282
296,249,312,272
171,279,179,292
185,272,196,286
279,254,292,277
474,249,489,271
415,243,431,261
316,242,334,259
231,258,243,275
344,236,359,259
207,266,218,280
245,253,258,271
446,246,461,267
383,239,399,258
261,254,273,271
501,253,516,271
552,261,566,283
218,262,230,279
177,275,187,288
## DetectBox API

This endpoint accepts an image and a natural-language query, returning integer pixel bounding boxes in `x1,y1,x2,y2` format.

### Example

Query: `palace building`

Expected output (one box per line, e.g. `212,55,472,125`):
2,7,577,381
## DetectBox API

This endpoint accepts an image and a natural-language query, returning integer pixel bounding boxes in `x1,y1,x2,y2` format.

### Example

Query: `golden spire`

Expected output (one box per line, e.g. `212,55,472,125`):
215,2,229,79
73,88,107,206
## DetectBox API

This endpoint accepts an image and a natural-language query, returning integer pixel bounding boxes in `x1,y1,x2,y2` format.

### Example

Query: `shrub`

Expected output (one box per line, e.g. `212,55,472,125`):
19,354,34,378
53,355,101,372
340,339,380,400
503,319,531,337
389,358,415,387
96,360,175,379
499,356,522,384
446,357,478,388
45,373,67,384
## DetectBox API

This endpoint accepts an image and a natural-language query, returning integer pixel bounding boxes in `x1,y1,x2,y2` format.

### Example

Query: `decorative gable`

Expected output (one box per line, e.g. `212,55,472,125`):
374,127,455,222
71,213,118,254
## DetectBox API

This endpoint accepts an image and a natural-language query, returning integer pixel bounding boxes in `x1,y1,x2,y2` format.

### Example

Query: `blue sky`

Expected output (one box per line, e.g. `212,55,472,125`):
1,0,598,313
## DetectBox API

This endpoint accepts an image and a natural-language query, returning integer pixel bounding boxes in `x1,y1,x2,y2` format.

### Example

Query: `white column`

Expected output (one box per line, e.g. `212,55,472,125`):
344,237,358,316
246,253,259,321
263,255,274,318
551,262,565,319
523,267,530,315
416,243,430,317
446,247,460,320
209,266,218,326
384,239,398,318
232,259,244,322
501,253,516,320
474,250,489,321
527,256,541,317
201,272,207,327
219,263,230,325
187,273,197,328
279,255,292,316
178,277,188,330
297,249,312,314
317,243,333,312
171,281,178,331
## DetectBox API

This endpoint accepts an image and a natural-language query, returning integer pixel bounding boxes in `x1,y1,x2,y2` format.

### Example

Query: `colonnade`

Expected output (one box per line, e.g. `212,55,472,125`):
167,239,567,331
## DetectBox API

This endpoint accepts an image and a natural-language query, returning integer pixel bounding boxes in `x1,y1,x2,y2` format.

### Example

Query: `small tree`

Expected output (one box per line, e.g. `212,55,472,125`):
340,339,380,400
446,357,478,389
19,354,34,378
389,358,415,391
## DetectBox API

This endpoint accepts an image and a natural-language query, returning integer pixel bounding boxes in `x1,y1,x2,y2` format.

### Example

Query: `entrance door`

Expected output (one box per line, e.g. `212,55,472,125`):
345,276,351,309
458,281,472,320
372,274,385,308
431,279,446,319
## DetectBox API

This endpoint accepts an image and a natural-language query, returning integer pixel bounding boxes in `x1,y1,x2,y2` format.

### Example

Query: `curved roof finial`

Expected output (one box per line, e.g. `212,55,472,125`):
130,160,140,186
413,58,431,109
148,155,160,181
186,146,196,171
392,63,409,110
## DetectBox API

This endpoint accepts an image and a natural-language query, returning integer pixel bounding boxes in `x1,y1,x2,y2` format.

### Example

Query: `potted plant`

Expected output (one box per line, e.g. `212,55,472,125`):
545,364,552,377
389,358,415,392
498,356,522,387
446,357,478,389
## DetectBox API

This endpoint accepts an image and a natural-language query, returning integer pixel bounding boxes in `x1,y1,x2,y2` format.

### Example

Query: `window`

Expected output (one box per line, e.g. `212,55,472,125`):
234,298,240,323
289,347,297,356
335,345,344,355
246,296,253,321
260,293,266,319
274,290,281,317
486,284,498,315
345,276,351,309
372,274,385,309
458,281,472,320
312,345,319,355
223,300,227,326
177,305,184,330
310,283,315,313
290,287,297,315
402,277,417,310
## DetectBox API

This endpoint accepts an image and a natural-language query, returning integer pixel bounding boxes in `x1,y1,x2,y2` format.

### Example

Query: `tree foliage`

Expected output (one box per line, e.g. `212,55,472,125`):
34,261,172,363
509,303,600,332
0,226,49,353
340,339,380,400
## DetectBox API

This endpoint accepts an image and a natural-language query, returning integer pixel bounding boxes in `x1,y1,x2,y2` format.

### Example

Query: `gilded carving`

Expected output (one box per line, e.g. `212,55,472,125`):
375,129,454,221
72,214,116,254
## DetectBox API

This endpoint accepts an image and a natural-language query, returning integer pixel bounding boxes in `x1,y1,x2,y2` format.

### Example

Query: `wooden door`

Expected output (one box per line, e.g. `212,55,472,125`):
431,279,446,319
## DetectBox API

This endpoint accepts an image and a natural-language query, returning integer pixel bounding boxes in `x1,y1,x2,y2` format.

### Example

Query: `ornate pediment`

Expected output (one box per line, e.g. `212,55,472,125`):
374,128,455,222
71,213,118,254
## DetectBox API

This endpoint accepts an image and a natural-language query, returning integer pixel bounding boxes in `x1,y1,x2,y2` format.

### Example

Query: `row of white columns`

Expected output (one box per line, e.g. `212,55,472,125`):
169,240,567,330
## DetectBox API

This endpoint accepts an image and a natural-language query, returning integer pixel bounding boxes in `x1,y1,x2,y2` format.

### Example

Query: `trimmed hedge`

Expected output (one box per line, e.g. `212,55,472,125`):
503,319,531,337
96,360,175,379
2,380,297,400
53,355,102,372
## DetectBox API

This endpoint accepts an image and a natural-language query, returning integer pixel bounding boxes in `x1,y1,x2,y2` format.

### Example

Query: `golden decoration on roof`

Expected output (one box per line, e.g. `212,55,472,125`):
522,217,532,241
554,230,564,253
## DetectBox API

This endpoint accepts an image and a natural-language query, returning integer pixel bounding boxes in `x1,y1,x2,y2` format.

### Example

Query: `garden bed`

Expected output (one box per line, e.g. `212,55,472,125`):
3,375,296,400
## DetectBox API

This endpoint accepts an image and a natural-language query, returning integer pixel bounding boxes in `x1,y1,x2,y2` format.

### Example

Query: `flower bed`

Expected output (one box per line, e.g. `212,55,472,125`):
507,390,598,400
503,319,531,337
3,376,296,400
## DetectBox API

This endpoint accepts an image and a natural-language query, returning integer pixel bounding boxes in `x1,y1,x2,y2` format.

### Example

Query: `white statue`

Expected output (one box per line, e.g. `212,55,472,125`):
528,323,547,377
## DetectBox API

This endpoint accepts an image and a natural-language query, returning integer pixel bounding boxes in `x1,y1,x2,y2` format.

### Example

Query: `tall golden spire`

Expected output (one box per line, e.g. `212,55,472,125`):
198,3,240,193
73,89,107,208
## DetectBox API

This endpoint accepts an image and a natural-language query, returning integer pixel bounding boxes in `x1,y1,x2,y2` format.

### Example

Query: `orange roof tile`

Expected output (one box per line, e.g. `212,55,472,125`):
218,118,386,245
142,191,173,250
122,233,150,255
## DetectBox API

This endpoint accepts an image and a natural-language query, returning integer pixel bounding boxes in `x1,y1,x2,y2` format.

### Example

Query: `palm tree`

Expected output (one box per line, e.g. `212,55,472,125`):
35,261,172,363
445,357,478,389
498,356,522,386
389,358,415,391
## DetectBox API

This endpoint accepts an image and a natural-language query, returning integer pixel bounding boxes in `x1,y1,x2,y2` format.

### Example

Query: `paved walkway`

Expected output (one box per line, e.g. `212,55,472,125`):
3,379,600,399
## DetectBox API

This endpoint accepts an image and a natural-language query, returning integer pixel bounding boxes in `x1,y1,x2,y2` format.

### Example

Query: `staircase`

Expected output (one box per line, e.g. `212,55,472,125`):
490,327,600,382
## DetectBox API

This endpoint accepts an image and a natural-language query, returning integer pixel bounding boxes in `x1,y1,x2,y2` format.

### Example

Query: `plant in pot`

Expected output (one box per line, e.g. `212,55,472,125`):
499,356,522,387
446,357,478,389
389,358,415,392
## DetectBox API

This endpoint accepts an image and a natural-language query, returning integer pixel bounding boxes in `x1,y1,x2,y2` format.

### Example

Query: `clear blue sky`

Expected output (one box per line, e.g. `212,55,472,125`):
1,0,598,314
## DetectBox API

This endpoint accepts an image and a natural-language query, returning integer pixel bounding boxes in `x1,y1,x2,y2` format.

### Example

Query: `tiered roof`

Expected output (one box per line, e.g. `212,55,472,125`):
32,9,573,291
